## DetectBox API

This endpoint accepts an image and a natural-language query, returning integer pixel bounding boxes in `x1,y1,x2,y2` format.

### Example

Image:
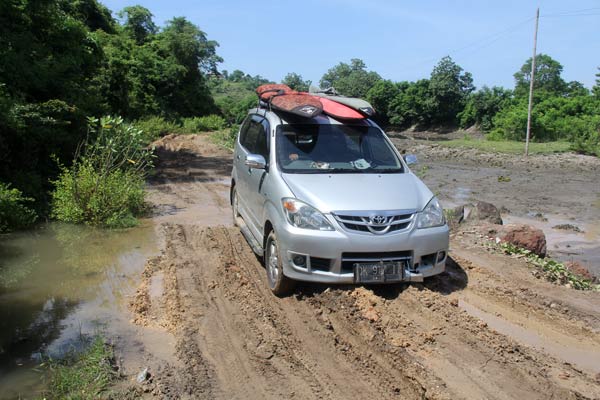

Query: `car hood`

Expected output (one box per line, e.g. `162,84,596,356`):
281,172,434,213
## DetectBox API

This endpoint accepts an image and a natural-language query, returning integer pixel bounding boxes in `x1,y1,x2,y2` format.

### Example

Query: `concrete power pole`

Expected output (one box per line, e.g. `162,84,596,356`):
525,7,540,156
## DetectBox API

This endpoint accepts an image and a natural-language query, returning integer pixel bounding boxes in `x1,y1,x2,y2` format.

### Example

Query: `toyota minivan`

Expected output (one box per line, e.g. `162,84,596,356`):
231,108,449,296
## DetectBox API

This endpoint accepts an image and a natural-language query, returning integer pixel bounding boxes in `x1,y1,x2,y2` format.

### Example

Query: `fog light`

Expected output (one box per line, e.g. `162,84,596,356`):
292,254,307,267
437,251,446,263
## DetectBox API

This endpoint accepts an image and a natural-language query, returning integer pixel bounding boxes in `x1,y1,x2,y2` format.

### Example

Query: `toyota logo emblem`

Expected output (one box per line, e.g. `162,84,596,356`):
370,215,387,225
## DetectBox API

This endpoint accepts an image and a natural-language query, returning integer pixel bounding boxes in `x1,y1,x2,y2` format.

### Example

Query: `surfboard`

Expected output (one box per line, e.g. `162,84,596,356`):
318,97,365,120
270,93,323,118
309,86,375,117
256,84,323,118
256,84,293,101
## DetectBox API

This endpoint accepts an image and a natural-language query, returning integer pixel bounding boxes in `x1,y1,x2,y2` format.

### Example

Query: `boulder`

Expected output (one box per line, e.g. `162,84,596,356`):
497,224,546,257
564,261,595,282
445,205,465,230
468,201,503,225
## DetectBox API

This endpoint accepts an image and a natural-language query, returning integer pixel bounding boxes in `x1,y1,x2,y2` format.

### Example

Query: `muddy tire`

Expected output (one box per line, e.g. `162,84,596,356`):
231,186,240,226
265,231,295,297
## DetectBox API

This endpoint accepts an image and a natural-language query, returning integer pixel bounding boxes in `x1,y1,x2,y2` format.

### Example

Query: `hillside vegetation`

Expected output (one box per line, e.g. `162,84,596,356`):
1,0,599,231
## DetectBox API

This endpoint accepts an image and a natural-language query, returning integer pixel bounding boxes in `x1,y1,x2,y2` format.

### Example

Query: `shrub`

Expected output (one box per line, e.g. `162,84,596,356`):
51,116,152,228
133,116,182,143
0,183,37,232
182,114,227,132
210,124,238,149
52,161,145,228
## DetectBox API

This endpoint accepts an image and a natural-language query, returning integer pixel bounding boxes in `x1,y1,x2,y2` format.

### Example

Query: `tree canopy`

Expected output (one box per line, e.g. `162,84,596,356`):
320,59,382,98
0,1,221,214
282,73,311,92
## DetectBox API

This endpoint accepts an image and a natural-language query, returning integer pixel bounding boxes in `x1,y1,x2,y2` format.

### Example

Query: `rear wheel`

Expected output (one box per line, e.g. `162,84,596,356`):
265,231,295,297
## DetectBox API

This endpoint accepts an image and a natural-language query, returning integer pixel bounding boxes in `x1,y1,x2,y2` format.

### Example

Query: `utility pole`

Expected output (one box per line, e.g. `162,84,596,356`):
525,7,539,156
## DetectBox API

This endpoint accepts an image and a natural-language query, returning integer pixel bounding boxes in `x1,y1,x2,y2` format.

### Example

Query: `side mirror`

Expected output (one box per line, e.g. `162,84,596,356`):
245,154,266,169
403,154,418,165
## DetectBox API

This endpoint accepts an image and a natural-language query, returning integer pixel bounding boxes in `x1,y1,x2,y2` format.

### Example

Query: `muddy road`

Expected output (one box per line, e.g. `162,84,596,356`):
123,134,600,399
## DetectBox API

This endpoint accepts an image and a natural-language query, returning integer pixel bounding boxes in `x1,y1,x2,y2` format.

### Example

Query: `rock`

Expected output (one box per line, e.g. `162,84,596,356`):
137,368,150,383
445,205,464,230
497,224,547,257
552,224,582,233
468,201,503,225
362,307,380,322
564,261,595,282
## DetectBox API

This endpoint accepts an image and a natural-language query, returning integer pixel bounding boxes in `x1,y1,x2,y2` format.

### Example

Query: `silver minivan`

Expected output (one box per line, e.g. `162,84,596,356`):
231,108,449,296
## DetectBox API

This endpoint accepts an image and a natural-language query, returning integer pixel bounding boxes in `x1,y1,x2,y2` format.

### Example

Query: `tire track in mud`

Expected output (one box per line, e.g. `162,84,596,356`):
127,134,600,399
134,223,600,399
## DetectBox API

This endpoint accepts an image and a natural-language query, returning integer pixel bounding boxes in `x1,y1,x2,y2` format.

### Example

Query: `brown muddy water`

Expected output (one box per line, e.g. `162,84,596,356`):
0,222,157,399
417,160,600,278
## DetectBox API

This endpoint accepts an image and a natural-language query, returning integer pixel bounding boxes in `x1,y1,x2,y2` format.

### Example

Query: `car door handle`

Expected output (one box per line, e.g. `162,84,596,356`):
236,155,241,160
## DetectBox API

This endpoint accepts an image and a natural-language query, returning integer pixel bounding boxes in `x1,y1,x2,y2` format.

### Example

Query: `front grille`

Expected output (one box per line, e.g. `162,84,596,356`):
333,211,414,235
341,251,412,274
310,257,331,272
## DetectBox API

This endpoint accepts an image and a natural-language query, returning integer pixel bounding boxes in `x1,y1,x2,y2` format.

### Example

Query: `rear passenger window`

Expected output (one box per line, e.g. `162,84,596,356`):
238,117,251,146
254,119,270,160
241,119,261,153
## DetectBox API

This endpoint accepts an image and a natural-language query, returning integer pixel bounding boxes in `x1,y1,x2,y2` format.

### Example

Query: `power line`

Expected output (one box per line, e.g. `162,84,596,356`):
542,6,600,17
397,16,534,70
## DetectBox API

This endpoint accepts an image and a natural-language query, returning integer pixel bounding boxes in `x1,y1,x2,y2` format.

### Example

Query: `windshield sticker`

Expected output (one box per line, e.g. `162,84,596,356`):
352,159,371,170
310,161,331,169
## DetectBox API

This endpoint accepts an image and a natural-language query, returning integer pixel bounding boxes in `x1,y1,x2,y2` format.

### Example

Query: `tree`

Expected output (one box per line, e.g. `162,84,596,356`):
366,80,401,125
458,86,512,130
388,79,435,127
514,54,566,97
282,73,311,92
593,67,600,98
67,0,116,33
320,59,381,98
428,56,474,125
118,6,157,45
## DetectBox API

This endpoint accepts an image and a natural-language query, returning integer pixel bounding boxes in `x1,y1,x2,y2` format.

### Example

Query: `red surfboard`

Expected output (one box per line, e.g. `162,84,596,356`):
256,84,293,101
318,97,365,120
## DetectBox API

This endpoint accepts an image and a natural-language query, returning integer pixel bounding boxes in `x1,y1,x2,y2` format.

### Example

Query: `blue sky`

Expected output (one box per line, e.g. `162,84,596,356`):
101,0,600,89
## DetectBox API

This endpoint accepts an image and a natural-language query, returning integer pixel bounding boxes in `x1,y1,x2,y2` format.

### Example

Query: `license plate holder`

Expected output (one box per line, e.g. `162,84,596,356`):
354,261,405,283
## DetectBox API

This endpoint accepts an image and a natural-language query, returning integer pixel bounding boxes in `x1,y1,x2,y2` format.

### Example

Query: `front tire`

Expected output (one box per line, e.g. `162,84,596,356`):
265,231,295,297
231,186,240,226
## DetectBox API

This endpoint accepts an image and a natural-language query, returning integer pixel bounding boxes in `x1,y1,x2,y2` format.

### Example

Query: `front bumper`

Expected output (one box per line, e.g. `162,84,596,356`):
277,218,449,284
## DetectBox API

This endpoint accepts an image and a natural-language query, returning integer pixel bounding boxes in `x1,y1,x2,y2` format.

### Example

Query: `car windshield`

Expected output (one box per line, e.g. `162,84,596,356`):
276,124,404,174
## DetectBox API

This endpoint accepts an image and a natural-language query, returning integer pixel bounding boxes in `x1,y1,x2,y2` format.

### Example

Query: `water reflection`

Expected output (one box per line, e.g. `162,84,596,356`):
0,222,157,399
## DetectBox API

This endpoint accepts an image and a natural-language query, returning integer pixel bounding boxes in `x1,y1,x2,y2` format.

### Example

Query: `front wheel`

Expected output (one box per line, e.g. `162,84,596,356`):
231,186,240,226
265,231,295,297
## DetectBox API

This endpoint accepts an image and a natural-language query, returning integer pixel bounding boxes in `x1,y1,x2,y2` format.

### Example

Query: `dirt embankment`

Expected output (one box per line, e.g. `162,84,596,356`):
121,134,600,399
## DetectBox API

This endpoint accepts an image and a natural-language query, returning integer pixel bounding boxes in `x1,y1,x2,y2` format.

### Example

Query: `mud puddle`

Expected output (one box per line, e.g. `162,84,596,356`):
0,222,158,400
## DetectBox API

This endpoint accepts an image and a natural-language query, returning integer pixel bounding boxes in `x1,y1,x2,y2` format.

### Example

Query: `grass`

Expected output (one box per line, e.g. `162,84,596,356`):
209,128,236,151
439,138,571,155
40,337,118,400
496,242,599,291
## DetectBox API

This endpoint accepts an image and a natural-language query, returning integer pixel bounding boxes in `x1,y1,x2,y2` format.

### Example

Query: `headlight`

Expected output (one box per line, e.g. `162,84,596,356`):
282,198,334,231
417,197,445,228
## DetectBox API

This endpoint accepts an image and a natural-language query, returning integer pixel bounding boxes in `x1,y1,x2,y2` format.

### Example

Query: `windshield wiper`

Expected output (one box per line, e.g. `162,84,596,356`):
373,168,403,173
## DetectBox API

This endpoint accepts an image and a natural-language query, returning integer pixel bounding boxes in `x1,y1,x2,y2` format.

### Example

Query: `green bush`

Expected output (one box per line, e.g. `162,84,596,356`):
182,114,227,132
0,183,37,232
133,116,182,143
210,124,238,149
51,116,152,228
52,161,145,228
